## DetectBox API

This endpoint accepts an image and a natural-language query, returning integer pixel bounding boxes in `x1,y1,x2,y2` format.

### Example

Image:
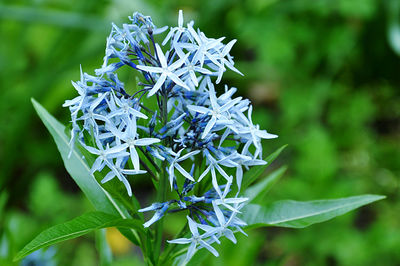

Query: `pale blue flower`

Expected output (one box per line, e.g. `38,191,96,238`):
108,92,148,120
231,151,267,189
167,216,219,261
137,43,190,96
139,202,170,228
107,117,160,170
237,105,278,158
187,86,240,138
77,93,110,131
186,24,225,67
167,149,200,189
162,10,190,46
211,201,237,243
64,10,278,259
198,151,233,197
212,178,248,212
63,66,87,118
174,56,213,87
83,137,129,174
208,39,243,84
101,157,146,196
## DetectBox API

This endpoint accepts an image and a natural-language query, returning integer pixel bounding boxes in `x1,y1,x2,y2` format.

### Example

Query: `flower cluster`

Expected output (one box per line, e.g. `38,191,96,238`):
64,10,277,261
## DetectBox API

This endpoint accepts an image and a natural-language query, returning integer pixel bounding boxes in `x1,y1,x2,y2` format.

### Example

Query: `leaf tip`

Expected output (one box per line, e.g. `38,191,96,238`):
31,97,39,106
369,194,386,201
13,252,25,262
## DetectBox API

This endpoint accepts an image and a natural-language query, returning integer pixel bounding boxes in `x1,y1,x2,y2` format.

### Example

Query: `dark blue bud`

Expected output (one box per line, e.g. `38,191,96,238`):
183,196,205,203
134,45,146,62
182,182,196,196
189,164,195,176
173,179,179,192
198,215,208,225
177,200,187,209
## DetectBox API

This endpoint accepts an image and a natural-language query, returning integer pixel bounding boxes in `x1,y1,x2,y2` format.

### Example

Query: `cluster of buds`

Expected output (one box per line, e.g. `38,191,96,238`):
64,10,277,261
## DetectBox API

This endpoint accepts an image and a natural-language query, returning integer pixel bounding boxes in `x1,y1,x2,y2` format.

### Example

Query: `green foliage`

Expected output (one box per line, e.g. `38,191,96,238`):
245,166,287,203
242,145,287,190
14,211,143,261
24,100,383,265
31,99,142,246
243,195,385,229
0,172,96,265
1,0,399,265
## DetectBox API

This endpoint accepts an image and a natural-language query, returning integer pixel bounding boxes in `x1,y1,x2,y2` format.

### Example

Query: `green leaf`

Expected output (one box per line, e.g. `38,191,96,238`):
14,211,143,261
244,166,287,203
95,229,113,266
386,0,400,56
242,144,287,190
31,99,141,244
388,22,400,56
243,194,385,229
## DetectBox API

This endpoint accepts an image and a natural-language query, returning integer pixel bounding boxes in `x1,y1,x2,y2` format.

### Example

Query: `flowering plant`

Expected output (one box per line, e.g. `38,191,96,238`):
16,11,384,265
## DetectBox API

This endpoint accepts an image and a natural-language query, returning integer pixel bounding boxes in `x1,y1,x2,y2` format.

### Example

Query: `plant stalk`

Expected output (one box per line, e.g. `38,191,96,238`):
153,91,169,264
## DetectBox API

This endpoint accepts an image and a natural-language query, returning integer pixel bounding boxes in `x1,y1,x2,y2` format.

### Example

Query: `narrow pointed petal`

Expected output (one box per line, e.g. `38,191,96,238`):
169,53,189,70
178,10,183,27
198,165,211,182
129,146,140,170
162,29,174,46
202,116,216,139
236,166,243,190
90,157,104,173
212,201,225,226
130,108,148,119
186,242,197,262
106,143,128,154
224,230,237,244
256,130,278,139
155,43,168,68
199,240,219,257
167,238,191,244
187,216,199,236
101,171,116,183
135,138,161,146
211,167,222,198
187,105,210,114
148,73,167,97
175,163,195,181
178,150,200,161
136,65,164,73
222,39,237,56
169,73,190,90
169,164,175,189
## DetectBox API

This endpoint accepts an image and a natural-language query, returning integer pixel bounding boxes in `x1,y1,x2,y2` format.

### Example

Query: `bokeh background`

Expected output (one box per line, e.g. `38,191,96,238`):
1,0,399,265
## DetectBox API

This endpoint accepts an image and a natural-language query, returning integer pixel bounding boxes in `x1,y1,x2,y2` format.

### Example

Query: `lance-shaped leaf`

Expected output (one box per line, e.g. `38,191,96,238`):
242,194,385,229
14,212,143,261
31,99,141,244
244,166,287,203
242,144,287,190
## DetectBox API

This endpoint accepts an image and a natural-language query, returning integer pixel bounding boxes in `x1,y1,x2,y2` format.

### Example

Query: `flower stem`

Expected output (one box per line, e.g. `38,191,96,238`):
160,223,189,264
153,91,169,264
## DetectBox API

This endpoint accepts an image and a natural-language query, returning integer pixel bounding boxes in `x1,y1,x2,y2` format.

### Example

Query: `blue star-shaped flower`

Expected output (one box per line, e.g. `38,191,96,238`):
137,43,190,96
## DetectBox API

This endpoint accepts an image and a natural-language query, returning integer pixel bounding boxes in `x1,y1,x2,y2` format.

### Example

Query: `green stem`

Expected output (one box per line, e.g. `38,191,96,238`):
160,223,189,264
153,91,169,264
154,160,167,263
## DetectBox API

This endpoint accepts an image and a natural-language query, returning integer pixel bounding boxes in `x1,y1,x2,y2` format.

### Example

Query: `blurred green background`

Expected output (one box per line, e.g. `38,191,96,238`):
1,0,399,265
